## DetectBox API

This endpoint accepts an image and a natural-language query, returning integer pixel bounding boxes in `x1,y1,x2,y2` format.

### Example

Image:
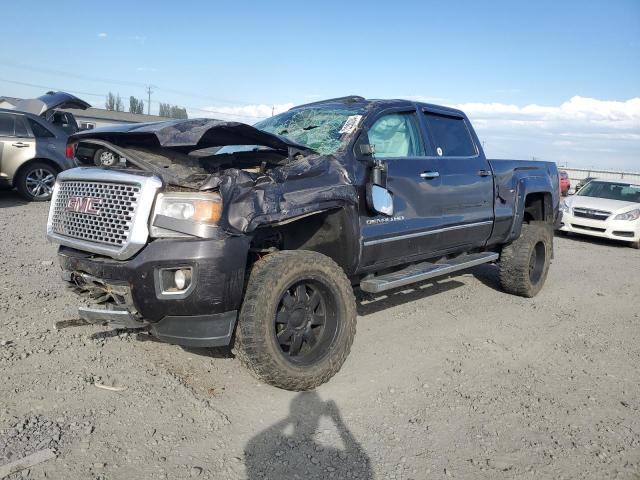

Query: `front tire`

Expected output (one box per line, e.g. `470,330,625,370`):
15,161,57,201
235,250,356,391
499,222,553,298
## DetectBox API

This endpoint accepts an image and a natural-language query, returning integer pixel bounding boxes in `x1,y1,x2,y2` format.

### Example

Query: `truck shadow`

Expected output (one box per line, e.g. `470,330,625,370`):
243,391,373,479
355,278,465,316
555,231,630,249
0,190,29,208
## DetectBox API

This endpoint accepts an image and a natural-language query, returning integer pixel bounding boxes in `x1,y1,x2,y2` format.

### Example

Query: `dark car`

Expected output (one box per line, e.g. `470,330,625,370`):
47,96,559,390
0,92,90,200
574,176,596,193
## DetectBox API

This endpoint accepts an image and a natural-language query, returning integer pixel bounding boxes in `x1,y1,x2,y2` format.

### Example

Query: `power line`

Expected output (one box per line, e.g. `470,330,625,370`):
0,77,268,120
0,59,261,106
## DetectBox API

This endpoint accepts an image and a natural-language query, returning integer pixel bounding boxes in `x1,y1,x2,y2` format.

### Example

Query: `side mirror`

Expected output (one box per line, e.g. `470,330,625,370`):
359,144,376,156
367,184,394,216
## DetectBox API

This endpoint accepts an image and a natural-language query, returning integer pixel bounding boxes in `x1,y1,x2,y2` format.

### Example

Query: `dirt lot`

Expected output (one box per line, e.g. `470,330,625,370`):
1,189,639,480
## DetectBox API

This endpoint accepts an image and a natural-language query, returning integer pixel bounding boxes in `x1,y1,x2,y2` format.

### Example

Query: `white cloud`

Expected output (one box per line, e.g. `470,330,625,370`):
455,96,640,170
195,103,294,123
127,35,146,44
189,96,639,171
97,32,108,38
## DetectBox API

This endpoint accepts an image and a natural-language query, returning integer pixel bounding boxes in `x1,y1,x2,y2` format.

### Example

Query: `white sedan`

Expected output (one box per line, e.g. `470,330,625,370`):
559,179,640,249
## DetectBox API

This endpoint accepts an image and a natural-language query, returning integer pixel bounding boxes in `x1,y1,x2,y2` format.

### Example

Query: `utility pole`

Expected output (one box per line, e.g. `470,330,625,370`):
146,85,154,115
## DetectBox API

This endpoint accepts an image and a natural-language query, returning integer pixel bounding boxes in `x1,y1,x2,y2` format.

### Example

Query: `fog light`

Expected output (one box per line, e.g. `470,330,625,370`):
174,269,188,290
157,267,193,296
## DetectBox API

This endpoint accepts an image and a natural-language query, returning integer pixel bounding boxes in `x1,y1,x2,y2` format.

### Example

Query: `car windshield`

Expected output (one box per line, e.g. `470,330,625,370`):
577,181,640,202
254,105,366,155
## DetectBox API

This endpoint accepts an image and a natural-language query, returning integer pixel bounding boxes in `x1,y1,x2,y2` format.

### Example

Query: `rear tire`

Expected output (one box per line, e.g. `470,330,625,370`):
499,222,553,298
15,161,57,201
235,250,356,391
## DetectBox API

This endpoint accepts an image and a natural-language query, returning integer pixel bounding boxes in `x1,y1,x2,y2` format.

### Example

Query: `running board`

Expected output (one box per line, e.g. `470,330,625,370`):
359,252,499,293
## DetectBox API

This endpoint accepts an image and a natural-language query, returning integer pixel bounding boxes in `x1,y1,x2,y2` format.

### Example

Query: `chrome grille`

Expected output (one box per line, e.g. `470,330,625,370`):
572,207,611,221
47,168,163,260
51,180,141,246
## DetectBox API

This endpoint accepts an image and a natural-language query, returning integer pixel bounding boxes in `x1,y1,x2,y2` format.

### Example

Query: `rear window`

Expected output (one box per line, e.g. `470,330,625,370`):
28,118,55,138
424,112,476,157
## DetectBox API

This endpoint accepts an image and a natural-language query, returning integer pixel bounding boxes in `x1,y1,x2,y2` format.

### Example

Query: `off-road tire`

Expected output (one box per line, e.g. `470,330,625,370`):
15,161,57,202
235,250,356,391
499,222,553,298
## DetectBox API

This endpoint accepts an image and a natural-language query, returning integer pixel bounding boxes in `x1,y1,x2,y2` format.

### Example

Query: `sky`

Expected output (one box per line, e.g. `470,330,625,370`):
0,0,638,170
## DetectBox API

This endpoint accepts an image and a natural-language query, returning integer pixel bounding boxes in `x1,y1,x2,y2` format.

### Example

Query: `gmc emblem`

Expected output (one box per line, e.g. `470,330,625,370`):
65,196,103,215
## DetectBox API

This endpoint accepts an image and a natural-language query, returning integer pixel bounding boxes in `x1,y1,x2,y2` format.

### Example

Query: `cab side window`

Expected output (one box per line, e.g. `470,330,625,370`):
424,112,476,157
366,113,425,158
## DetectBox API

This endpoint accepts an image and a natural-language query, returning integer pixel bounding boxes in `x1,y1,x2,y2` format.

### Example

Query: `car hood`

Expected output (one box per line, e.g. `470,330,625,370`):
14,92,91,116
566,195,639,213
69,118,310,153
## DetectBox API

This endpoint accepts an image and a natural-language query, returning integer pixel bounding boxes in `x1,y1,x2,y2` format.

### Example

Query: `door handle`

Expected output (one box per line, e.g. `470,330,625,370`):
12,142,29,148
420,171,440,179
478,169,492,177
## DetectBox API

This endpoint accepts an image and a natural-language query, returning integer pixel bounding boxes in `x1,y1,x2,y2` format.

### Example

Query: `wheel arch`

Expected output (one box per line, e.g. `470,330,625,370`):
12,157,62,187
507,174,556,242
248,205,361,276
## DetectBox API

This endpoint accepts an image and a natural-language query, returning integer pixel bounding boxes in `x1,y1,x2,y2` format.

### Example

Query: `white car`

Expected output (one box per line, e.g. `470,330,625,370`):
559,179,640,249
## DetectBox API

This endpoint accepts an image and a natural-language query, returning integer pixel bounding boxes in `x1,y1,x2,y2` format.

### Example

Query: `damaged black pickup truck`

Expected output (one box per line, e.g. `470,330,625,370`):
46,96,560,390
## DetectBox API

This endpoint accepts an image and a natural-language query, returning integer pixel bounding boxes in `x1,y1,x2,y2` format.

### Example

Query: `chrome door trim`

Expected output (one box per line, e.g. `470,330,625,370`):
363,220,493,247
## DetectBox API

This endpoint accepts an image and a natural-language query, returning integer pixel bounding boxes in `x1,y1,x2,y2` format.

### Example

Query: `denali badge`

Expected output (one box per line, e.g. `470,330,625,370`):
65,196,103,215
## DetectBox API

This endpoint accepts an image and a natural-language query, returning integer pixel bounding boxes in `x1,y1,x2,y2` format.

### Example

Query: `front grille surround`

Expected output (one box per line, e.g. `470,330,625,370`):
572,207,611,221
47,168,163,260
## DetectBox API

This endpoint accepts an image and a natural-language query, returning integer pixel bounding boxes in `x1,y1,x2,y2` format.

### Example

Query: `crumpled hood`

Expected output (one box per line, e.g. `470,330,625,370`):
15,91,91,116
70,118,310,153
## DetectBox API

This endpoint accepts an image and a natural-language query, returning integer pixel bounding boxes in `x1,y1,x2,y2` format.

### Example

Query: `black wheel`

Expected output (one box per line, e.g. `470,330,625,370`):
499,222,553,298
94,148,119,167
15,161,57,201
630,240,640,250
235,250,356,391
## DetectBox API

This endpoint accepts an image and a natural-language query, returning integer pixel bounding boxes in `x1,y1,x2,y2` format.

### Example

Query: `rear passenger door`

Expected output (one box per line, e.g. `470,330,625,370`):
422,109,494,250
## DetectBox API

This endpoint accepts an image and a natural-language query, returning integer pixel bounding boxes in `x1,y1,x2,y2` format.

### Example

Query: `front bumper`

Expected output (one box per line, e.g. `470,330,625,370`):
559,213,640,243
58,235,249,347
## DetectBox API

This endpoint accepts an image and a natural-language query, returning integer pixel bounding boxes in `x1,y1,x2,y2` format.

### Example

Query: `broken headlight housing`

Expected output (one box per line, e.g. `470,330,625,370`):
150,192,222,238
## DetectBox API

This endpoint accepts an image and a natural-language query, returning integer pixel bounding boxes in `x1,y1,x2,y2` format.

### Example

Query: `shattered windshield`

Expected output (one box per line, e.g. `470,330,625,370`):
254,106,366,155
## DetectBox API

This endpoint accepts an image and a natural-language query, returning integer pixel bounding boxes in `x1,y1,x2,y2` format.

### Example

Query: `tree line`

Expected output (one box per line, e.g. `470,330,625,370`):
105,91,188,119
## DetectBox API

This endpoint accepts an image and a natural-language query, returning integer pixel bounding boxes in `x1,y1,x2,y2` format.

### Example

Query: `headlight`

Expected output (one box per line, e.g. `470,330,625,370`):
614,208,640,221
560,201,570,213
150,192,222,238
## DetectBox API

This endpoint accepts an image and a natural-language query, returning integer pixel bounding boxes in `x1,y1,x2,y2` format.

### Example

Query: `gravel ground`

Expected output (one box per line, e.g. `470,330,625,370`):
1,189,639,480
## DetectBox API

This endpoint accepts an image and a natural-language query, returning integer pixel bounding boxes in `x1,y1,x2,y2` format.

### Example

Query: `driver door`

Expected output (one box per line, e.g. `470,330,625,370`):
359,110,443,268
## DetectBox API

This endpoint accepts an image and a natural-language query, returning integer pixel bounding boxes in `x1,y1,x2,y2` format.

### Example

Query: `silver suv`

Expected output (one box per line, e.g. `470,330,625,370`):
0,92,89,201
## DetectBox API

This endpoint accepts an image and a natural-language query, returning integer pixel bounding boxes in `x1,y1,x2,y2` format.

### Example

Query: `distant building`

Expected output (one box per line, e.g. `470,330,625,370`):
0,96,169,129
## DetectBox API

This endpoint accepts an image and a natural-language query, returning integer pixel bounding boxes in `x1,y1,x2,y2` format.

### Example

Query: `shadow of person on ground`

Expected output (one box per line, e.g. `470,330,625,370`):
244,391,372,479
